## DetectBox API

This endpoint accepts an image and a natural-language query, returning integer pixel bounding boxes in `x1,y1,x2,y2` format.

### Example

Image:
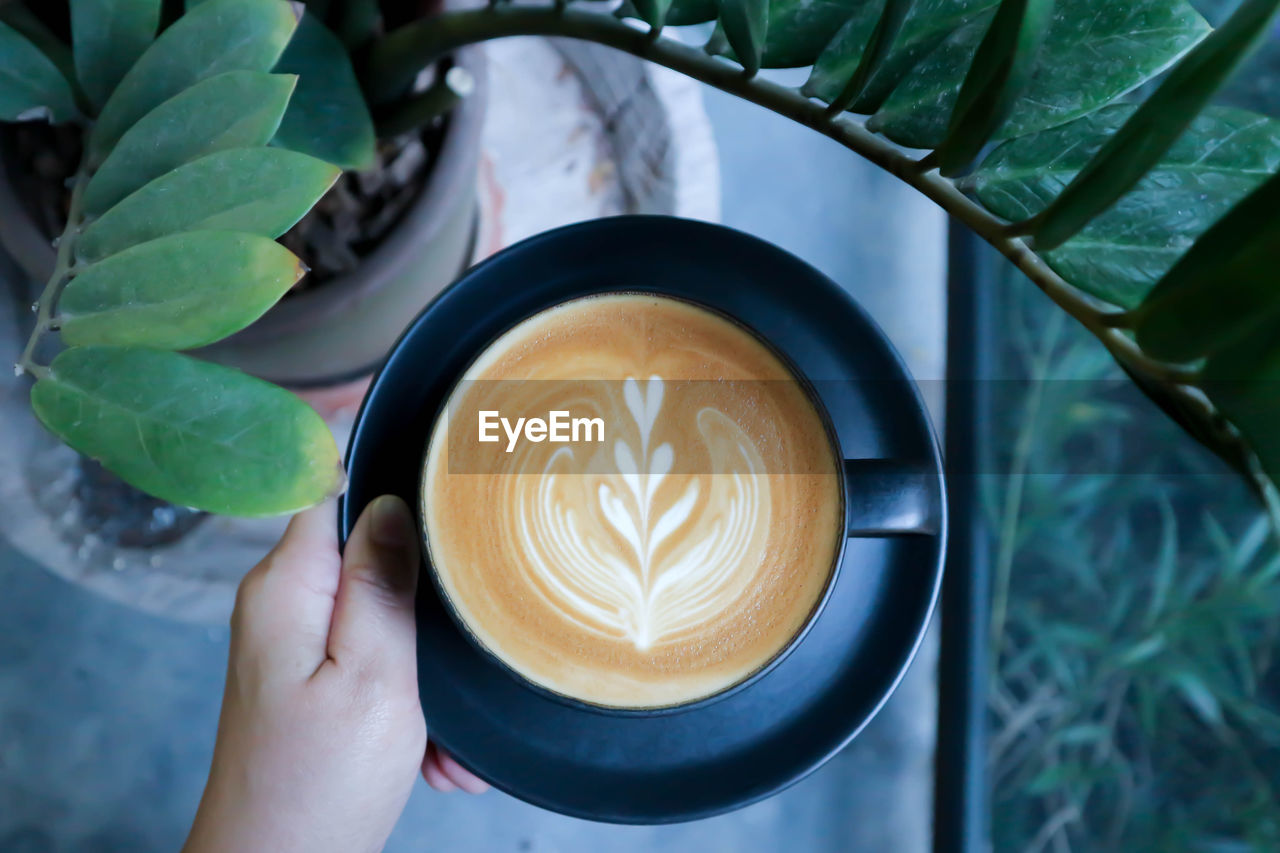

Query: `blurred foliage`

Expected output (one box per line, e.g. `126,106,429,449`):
988,262,1280,850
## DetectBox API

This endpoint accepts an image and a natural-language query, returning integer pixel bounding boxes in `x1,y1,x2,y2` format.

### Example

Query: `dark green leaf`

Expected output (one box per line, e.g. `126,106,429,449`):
333,0,379,48
84,71,298,216
720,0,769,75
90,0,298,163
272,13,376,171
970,105,1280,308
1202,319,1280,489
1029,0,1280,250
869,0,1209,149
633,0,675,29
77,147,340,262
666,0,718,25
59,231,305,350
0,5,84,105
1134,168,1280,361
0,20,79,122
30,347,344,516
802,0,901,114
71,0,161,109
934,0,1053,175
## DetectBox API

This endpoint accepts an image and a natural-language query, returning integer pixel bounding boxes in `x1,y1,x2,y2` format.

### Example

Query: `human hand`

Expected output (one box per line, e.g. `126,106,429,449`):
184,495,487,853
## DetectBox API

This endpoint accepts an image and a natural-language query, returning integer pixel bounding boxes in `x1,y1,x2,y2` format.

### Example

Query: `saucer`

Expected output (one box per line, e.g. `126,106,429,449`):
340,216,946,823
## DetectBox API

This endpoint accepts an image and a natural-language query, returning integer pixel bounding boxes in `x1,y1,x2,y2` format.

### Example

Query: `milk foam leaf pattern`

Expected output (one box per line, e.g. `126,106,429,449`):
77,147,340,262
83,71,298,216
58,232,306,350
1134,168,1280,363
272,12,376,171
30,347,344,517
934,0,1053,176
718,0,768,76
89,0,298,162
969,105,1280,308
1026,0,1280,251
70,0,161,109
868,0,1209,149
0,21,79,123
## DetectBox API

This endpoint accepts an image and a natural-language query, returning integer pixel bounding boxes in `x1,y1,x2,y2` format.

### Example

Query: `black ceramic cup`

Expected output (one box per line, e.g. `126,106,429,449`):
341,216,946,822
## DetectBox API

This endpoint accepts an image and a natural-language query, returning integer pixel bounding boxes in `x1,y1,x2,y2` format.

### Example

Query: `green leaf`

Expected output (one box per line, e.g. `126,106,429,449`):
83,71,298,216
633,0,674,29
970,105,1280,308
720,0,769,75
77,147,340,262
1134,168,1280,361
802,0,902,114
272,13,376,171
59,231,305,350
333,0,380,49
869,0,1209,149
1029,0,1280,250
934,0,1053,176
1169,670,1224,728
0,5,84,105
90,0,298,163
0,20,79,122
1201,320,1280,488
666,0,718,25
71,0,161,109
30,347,344,516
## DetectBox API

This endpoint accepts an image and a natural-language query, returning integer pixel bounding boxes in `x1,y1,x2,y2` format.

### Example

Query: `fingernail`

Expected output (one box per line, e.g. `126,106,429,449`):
370,495,413,549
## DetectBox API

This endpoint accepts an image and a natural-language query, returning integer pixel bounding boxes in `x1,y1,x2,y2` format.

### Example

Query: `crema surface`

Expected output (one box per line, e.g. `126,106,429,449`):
422,294,842,708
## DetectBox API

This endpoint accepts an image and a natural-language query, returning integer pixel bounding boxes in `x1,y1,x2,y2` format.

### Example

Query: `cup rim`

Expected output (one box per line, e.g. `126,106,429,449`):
416,289,850,716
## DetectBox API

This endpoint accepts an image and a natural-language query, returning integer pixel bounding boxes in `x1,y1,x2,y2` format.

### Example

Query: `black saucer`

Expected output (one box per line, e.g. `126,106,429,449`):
340,216,946,824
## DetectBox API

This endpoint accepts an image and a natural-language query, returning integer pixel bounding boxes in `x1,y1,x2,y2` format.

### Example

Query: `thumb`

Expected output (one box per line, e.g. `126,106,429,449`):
327,495,421,679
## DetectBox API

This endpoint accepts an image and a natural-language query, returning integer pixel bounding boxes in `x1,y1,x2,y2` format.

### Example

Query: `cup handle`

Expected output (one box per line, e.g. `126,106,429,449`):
843,458,942,537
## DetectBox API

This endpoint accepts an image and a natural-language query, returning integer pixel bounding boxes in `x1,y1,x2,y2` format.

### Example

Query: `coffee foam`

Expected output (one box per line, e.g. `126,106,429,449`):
423,294,842,708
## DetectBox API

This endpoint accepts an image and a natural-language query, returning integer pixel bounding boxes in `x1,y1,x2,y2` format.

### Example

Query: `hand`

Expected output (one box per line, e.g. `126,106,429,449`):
185,496,488,853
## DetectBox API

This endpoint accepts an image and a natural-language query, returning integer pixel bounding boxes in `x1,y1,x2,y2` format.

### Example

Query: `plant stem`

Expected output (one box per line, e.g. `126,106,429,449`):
17,166,89,376
366,4,1255,495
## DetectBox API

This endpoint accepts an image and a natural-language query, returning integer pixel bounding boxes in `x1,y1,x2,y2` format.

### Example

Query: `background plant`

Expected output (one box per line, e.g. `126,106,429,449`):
1,0,1280,520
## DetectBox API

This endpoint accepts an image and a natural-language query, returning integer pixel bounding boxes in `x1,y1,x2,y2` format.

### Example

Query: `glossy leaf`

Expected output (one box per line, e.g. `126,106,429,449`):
90,0,298,163
272,13,376,171
869,0,1209,149
633,0,675,29
84,71,298,216
1134,168,1280,362
1202,321,1280,488
78,147,340,262
970,105,1280,308
71,0,161,108
720,0,769,75
804,0,903,114
31,347,344,516
934,0,1053,175
59,231,305,350
0,21,79,122
1029,0,1280,250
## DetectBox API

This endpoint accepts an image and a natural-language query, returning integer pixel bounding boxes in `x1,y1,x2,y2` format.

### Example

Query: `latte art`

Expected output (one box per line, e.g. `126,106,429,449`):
423,294,843,708
520,377,770,651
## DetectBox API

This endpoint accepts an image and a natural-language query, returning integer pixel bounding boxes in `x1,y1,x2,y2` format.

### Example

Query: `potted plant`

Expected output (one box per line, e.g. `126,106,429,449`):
3,0,1279,527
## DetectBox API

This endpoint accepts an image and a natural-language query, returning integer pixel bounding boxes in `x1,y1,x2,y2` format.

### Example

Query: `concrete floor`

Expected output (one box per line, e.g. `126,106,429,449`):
0,66,947,853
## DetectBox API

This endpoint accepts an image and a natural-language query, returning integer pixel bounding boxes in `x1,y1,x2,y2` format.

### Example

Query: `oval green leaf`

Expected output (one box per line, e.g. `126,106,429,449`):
84,71,298,216
59,231,305,350
0,20,79,122
272,13,376,171
720,0,769,75
1029,0,1280,250
970,105,1280,308
90,0,298,163
78,147,340,262
803,0,902,114
31,347,343,516
935,0,1054,176
1134,168,1280,362
869,0,1208,149
71,0,161,109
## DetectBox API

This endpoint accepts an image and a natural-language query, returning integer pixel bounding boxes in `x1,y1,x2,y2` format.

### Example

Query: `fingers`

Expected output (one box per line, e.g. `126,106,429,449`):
422,742,489,794
326,495,421,681
231,502,342,674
